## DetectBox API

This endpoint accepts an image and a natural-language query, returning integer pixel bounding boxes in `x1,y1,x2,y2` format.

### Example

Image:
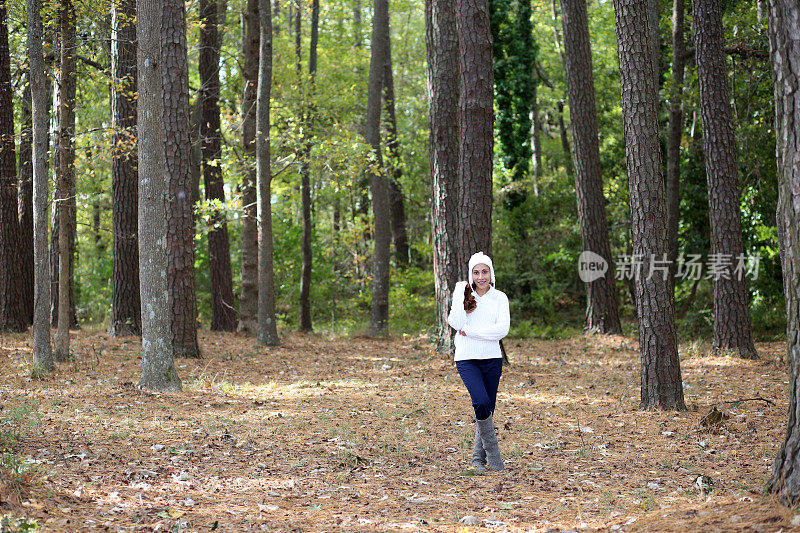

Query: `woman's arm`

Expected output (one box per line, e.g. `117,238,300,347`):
461,292,510,341
447,281,468,331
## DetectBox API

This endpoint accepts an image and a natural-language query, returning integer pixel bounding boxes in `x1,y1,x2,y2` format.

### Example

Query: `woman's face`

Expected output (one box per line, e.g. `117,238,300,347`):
472,263,491,291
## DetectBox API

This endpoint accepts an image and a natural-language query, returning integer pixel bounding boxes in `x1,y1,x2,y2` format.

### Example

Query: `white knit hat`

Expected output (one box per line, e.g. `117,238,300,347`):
468,251,495,287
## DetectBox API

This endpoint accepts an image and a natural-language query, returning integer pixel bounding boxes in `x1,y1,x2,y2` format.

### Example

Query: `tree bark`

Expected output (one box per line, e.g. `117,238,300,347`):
665,0,686,290
18,76,34,327
767,0,800,504
457,0,494,266
382,36,410,268
137,0,182,391
366,0,390,336
200,0,236,332
163,0,200,357
54,0,76,361
238,0,259,336
692,0,757,358
256,0,279,346
647,0,659,80
28,0,53,372
109,0,141,336
560,0,622,334
426,0,460,352
0,1,24,332
613,0,685,410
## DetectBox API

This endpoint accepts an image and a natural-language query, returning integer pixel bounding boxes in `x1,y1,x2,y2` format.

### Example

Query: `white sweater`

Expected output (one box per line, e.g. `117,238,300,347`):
447,281,510,361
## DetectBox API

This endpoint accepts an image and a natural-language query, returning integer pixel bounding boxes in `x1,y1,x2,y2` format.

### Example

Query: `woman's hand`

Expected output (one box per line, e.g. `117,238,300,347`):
463,283,477,313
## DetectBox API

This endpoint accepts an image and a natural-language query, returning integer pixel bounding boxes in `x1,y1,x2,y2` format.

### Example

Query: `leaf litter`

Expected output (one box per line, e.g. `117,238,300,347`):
0,329,796,531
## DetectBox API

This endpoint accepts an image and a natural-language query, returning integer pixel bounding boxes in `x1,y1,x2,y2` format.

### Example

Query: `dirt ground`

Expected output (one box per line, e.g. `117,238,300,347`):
0,328,798,532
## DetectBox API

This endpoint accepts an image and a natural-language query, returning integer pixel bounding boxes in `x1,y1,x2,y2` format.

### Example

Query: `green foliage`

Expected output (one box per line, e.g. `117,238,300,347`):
0,515,39,532
491,0,537,188
0,402,41,449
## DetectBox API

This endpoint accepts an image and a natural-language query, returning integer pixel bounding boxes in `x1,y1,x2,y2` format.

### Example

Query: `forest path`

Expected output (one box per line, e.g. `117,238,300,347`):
0,329,795,531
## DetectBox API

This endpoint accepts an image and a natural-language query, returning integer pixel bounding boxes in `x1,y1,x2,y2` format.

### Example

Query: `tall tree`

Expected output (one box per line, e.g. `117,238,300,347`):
27,0,53,372
457,0,494,266
18,77,34,326
298,0,318,332
257,0,279,346
365,0,390,336
665,0,686,288
137,0,182,391
767,0,800,504
692,0,757,358
560,0,622,334
49,20,77,332
613,0,685,410
238,0,259,336
382,27,410,267
426,0,460,351
109,0,141,336
200,0,236,331
163,0,200,357
54,0,76,361
0,0,24,332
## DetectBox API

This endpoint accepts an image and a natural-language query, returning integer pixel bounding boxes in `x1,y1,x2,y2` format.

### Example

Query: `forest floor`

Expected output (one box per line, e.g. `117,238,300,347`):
0,328,798,532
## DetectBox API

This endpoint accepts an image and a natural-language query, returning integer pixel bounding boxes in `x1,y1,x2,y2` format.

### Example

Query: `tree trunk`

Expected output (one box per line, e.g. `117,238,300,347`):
163,0,200,357
353,0,362,48
18,76,34,327
382,34,410,268
54,0,76,361
272,0,280,35
561,0,622,334
426,0,460,352
200,0,236,332
767,0,800,504
365,0,390,336
613,0,685,410
530,81,541,195
665,0,686,290
257,0,279,346
647,0,659,80
49,69,77,331
136,0,182,391
0,1,24,332
557,100,573,175
109,0,141,336
238,0,259,336
28,0,53,372
457,0,494,266
298,0,317,332
692,0,757,358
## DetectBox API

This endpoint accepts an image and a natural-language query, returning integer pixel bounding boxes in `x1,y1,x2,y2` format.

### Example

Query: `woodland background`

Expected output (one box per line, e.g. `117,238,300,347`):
0,0,782,341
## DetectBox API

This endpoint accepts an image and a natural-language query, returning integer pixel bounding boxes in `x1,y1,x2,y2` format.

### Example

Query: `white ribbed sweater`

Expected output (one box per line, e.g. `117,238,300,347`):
447,281,510,361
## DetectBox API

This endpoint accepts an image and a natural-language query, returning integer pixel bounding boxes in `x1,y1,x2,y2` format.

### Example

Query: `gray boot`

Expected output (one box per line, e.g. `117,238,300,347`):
476,415,505,471
471,423,487,472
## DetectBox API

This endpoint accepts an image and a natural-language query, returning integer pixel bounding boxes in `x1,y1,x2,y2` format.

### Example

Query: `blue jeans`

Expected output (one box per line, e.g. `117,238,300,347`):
456,358,503,421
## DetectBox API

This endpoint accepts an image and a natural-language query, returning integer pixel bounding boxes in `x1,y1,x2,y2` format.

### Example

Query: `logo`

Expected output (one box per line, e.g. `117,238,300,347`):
578,251,608,283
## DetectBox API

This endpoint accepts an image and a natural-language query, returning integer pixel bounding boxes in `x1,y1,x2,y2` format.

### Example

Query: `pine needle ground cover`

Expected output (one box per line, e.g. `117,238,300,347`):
0,330,795,531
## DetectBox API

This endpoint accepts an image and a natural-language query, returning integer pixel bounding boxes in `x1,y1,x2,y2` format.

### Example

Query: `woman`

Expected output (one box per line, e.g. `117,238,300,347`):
448,251,510,472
